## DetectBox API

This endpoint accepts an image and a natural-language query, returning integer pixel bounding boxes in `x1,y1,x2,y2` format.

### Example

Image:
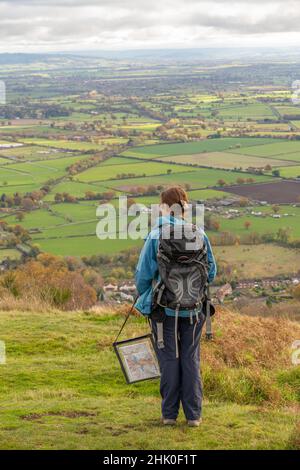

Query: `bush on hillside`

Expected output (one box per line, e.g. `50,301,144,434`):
0,253,98,310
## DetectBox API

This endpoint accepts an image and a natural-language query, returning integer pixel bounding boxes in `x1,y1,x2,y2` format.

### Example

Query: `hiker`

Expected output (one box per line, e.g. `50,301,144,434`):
135,186,217,427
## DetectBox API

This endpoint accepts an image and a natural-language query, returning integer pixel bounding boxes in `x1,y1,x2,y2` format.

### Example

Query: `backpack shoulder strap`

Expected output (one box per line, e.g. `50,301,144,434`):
113,298,137,344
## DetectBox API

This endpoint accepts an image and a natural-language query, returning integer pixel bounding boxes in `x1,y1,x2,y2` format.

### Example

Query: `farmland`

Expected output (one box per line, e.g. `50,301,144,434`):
220,181,300,204
0,52,300,282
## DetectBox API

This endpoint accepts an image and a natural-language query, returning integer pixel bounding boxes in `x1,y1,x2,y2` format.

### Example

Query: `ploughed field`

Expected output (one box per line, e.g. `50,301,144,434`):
219,180,300,204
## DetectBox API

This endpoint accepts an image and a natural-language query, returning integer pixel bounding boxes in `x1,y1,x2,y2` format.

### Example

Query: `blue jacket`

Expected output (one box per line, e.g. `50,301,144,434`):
135,215,217,317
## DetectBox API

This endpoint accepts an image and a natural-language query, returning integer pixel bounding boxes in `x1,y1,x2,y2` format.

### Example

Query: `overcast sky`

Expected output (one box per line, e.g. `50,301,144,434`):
0,0,300,52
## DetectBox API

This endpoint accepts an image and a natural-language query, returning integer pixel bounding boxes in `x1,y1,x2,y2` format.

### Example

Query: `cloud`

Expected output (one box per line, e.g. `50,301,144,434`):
0,0,299,52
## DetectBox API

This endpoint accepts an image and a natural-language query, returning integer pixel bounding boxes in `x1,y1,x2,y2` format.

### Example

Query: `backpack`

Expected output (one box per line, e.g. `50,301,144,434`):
153,223,209,311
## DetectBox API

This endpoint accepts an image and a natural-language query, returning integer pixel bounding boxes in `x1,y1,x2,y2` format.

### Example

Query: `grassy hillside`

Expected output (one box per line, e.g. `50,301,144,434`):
0,306,299,450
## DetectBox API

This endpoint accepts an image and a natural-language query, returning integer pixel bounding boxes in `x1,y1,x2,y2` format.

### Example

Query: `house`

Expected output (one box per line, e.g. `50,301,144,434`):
103,283,118,292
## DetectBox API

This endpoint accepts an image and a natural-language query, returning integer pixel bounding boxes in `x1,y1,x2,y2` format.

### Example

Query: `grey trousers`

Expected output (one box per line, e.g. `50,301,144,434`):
151,313,205,421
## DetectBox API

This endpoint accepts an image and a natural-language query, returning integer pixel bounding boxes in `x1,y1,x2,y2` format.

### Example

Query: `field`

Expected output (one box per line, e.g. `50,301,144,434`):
161,152,290,170
276,166,300,178
0,308,299,450
220,180,300,204
0,145,74,161
110,168,271,192
17,138,113,152
231,141,300,160
1,54,300,263
0,248,21,262
122,138,274,159
33,235,143,257
217,205,300,239
214,244,300,278
75,160,193,183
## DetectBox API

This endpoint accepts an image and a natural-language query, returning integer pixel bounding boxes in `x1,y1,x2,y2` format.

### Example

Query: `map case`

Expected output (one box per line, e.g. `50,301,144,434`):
113,334,161,384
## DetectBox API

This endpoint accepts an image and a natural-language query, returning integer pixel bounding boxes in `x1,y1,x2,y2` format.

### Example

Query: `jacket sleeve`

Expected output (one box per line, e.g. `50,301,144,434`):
135,235,159,295
204,233,217,283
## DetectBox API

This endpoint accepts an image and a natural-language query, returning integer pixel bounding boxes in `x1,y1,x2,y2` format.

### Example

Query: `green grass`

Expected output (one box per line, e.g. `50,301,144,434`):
32,220,99,239
52,202,99,222
0,183,42,196
0,310,298,450
0,248,21,261
214,244,300,278
0,145,74,161
276,166,300,178
217,103,276,120
219,211,300,239
275,106,300,117
75,161,193,183
2,155,90,185
231,141,300,159
18,138,107,152
4,209,65,229
108,168,272,191
34,235,143,256
162,152,289,170
122,138,274,159
44,181,113,200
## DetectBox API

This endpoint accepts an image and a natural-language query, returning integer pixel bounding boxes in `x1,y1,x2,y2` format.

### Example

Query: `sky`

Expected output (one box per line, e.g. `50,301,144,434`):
0,0,300,53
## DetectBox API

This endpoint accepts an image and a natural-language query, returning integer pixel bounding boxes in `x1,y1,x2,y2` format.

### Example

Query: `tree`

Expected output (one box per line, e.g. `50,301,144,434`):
21,197,34,211
272,205,280,214
217,179,226,187
239,197,249,207
54,193,63,203
244,220,251,230
236,177,245,184
16,212,25,222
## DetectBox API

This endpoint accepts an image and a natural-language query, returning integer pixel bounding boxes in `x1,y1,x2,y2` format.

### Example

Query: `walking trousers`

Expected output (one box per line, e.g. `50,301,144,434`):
151,313,205,421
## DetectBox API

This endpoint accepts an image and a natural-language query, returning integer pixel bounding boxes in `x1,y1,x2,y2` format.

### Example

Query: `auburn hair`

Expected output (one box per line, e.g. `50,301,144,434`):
160,186,189,213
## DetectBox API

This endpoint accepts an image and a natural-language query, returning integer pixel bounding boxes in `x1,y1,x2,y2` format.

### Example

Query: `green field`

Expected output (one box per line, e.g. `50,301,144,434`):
44,181,114,201
108,168,272,191
217,103,276,120
18,138,107,152
231,141,300,159
75,161,194,183
0,183,42,195
218,209,300,239
2,155,90,185
0,309,298,450
34,235,143,256
122,138,274,159
276,166,300,178
0,248,21,261
162,152,290,170
4,209,65,229
0,145,74,161
214,244,300,278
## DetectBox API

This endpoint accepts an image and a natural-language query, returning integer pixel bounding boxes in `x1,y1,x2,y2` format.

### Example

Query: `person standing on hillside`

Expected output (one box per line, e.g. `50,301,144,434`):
135,186,217,427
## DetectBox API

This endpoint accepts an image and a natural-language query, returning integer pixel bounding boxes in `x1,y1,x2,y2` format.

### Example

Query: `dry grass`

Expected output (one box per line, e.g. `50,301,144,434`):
203,306,300,370
0,292,52,313
238,300,300,322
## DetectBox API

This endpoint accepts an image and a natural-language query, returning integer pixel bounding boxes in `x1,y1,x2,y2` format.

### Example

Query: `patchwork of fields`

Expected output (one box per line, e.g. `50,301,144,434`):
1,77,300,263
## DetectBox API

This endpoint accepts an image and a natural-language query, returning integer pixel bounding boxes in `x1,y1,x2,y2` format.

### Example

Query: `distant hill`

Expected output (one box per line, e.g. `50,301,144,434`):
2,47,300,65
